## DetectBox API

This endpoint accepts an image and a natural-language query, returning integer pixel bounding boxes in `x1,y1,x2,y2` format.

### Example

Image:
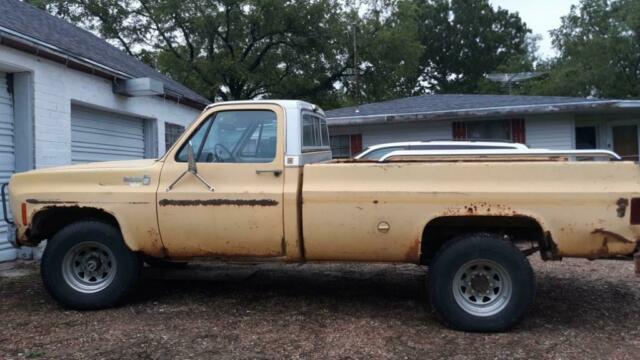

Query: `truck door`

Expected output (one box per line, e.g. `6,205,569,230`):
156,104,285,258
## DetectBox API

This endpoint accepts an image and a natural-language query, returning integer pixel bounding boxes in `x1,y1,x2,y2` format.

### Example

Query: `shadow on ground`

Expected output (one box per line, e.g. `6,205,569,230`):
135,262,427,306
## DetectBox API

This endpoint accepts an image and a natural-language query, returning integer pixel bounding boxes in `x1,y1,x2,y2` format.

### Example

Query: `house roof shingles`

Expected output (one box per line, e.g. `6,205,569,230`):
325,94,617,121
0,0,209,106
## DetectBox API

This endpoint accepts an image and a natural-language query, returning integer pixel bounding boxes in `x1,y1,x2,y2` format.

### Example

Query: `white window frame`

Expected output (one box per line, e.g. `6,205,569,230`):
301,111,331,153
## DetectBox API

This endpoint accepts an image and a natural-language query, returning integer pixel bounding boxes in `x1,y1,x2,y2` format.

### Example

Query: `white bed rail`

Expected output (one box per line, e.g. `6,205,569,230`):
378,149,622,162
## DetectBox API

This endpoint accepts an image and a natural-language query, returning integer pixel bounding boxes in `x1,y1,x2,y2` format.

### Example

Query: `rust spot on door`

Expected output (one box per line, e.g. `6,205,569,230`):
164,247,282,259
158,199,279,207
26,199,148,205
144,227,167,257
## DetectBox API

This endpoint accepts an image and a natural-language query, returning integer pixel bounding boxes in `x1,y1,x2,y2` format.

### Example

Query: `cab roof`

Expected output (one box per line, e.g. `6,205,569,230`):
205,100,324,116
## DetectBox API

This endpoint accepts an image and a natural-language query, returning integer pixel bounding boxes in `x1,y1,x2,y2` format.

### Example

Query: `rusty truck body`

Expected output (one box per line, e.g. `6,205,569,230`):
6,100,640,332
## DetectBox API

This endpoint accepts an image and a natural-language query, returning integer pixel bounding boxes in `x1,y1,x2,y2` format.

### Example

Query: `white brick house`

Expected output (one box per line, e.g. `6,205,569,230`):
0,1,208,262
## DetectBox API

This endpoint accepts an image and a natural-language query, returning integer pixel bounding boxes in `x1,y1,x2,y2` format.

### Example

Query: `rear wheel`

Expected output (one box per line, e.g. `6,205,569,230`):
428,233,535,332
41,221,141,309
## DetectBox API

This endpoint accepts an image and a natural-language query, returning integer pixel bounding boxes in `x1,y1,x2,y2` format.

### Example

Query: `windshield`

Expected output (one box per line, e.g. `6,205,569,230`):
176,110,277,163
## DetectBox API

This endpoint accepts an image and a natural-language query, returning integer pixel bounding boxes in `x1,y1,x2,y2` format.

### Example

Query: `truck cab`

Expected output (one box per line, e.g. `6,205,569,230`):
155,101,330,260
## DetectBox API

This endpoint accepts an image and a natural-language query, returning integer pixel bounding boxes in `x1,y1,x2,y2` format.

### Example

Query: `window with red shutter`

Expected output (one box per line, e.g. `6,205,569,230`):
510,119,526,143
452,122,467,140
350,134,363,155
452,119,525,142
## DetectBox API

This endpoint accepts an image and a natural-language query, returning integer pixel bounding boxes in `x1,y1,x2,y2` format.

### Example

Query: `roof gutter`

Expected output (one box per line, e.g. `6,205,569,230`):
612,100,640,108
0,25,207,110
326,100,622,126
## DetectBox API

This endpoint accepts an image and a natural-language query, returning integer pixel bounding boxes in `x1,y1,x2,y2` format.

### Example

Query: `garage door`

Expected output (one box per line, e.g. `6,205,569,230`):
0,72,16,262
71,105,146,164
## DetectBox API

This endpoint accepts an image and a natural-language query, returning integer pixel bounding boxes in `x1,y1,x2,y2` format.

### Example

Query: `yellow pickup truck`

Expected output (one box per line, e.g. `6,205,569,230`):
6,100,640,332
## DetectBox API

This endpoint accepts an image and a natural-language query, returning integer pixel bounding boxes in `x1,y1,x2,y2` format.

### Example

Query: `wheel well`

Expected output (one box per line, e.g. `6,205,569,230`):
420,216,545,265
28,206,120,243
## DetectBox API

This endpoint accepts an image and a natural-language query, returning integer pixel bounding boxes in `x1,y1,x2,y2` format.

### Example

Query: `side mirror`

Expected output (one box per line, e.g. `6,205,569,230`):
166,141,215,192
187,141,198,174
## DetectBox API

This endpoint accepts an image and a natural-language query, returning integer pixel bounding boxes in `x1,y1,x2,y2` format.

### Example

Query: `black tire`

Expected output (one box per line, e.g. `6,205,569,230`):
41,221,142,310
428,232,535,332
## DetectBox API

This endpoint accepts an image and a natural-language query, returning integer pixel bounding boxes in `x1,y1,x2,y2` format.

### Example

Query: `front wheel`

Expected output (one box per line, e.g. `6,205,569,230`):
41,221,141,310
428,233,535,332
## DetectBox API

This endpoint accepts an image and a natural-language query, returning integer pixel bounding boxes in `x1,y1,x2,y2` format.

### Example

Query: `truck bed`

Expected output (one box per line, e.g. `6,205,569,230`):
301,160,640,262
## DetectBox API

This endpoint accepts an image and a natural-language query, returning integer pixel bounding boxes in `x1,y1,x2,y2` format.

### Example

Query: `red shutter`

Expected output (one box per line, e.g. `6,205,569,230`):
350,134,363,155
452,122,467,140
511,119,526,144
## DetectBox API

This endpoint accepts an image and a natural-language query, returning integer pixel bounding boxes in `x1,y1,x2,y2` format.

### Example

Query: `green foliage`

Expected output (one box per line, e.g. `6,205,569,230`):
343,0,533,100
28,0,353,107
343,0,424,104
413,0,530,94
26,0,533,106
531,0,640,98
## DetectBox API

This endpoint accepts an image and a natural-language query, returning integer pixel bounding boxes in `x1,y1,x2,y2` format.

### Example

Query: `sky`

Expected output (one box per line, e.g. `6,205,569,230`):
490,0,580,58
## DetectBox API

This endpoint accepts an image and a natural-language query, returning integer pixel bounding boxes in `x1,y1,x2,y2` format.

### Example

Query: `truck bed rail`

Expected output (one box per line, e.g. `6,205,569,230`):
378,149,622,162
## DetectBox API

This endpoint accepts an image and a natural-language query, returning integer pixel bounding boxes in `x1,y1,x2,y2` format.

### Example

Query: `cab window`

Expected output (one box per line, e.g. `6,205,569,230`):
302,113,330,152
176,110,277,163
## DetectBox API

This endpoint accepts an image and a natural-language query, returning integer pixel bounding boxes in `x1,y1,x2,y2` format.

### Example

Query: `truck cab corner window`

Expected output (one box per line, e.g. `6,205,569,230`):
176,110,277,163
302,113,330,152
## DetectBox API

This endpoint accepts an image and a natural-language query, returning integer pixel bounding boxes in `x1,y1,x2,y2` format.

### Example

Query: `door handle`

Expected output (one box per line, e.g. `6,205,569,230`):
256,169,282,177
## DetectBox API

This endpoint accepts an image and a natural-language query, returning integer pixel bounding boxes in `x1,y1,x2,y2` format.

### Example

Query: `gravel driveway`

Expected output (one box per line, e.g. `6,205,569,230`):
1,257,640,359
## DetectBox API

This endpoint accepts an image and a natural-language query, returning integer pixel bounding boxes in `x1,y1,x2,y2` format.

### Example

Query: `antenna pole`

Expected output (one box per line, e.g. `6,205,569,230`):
352,0,359,105
354,25,358,104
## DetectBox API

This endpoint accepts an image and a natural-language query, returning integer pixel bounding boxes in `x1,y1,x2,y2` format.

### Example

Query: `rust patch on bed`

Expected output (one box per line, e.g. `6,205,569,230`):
592,228,634,244
405,237,421,263
442,203,518,217
588,228,637,258
158,199,279,207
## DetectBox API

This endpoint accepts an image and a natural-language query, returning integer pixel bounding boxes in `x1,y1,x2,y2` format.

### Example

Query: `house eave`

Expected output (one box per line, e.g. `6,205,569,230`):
0,25,207,110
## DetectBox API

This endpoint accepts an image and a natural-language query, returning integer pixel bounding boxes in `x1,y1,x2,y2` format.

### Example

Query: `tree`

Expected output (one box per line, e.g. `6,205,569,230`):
332,0,533,102
413,0,531,94
28,0,354,107
338,0,423,104
28,0,531,105
531,0,640,98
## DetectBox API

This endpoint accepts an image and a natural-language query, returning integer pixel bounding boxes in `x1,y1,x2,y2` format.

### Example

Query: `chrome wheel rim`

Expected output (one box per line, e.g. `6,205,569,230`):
62,242,117,294
452,259,512,317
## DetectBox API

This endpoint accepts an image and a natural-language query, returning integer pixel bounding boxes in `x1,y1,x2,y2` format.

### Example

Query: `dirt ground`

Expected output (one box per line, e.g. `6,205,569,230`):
1,257,640,360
